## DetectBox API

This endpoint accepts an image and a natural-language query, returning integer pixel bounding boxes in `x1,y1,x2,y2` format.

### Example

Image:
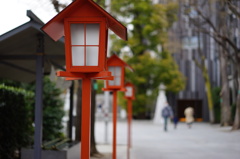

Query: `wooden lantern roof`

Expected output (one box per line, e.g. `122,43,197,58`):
107,54,133,71
42,0,127,41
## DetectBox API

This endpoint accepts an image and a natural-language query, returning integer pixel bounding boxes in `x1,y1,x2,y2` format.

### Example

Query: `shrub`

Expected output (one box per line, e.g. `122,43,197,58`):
0,84,33,159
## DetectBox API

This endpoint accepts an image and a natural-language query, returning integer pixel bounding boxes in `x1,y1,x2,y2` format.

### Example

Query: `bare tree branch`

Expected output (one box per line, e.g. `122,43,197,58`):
195,7,218,32
51,0,68,13
225,0,240,18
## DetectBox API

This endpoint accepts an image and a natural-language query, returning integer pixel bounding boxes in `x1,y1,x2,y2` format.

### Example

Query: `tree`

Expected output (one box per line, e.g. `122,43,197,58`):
193,52,215,123
183,1,215,123
111,0,185,117
186,0,240,128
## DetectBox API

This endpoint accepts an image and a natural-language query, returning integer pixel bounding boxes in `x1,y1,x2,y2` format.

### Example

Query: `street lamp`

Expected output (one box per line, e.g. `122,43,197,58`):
103,54,132,159
42,1,127,159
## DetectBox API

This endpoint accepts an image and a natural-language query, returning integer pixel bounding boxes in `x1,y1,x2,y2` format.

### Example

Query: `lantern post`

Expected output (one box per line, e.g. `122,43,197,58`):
124,82,135,159
103,54,132,159
42,1,127,159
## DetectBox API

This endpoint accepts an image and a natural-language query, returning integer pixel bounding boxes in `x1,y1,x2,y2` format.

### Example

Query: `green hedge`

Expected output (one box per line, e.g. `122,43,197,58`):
0,77,65,159
212,87,221,123
0,84,33,159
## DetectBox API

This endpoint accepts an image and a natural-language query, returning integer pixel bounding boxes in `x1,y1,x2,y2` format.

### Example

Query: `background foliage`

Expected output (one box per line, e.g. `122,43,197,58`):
23,77,65,141
110,0,185,117
0,84,33,159
0,77,65,158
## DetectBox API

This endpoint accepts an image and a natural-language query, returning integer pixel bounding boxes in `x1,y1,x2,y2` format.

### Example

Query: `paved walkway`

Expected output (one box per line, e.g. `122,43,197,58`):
92,120,240,159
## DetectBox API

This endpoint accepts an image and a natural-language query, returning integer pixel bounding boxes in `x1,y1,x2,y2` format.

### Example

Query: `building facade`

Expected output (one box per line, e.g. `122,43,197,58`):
165,0,221,121
165,0,240,122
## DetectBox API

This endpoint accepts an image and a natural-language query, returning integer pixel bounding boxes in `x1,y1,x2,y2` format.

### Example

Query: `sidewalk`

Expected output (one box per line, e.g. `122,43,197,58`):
93,120,240,159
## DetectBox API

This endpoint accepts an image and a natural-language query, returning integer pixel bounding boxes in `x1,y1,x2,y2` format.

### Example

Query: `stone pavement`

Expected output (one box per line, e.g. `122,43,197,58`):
92,120,240,159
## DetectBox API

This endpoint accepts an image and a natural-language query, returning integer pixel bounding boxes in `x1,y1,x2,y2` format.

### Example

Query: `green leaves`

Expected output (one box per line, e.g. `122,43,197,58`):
0,84,34,158
37,77,65,141
110,0,185,117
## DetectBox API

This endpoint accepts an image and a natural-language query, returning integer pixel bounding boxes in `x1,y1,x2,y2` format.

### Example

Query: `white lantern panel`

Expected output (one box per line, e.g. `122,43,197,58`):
109,80,115,86
109,67,114,75
115,77,121,86
125,87,133,97
108,66,122,86
114,67,121,76
71,24,84,45
108,67,115,86
86,47,99,66
72,46,84,66
86,24,100,45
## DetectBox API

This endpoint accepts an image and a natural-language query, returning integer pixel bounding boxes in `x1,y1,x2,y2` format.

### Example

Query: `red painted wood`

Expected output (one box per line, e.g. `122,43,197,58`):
42,0,127,41
112,90,117,159
81,77,91,159
127,99,132,159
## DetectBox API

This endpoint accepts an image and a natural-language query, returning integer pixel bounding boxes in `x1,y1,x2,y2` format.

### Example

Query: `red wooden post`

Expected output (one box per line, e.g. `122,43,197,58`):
124,82,135,159
112,90,118,159
127,99,133,159
103,55,133,159
81,77,92,159
127,99,132,148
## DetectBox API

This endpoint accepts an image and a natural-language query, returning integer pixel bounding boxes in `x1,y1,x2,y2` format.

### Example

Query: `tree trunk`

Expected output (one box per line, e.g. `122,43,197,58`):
219,50,231,126
193,56,214,122
203,69,214,123
232,66,240,130
90,80,100,156
75,80,82,142
194,15,215,123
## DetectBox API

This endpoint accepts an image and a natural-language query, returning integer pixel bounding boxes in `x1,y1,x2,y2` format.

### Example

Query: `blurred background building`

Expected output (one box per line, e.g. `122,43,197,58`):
157,0,240,122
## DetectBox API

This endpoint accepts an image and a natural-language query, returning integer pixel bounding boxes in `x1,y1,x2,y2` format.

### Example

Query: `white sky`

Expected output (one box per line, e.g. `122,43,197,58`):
0,0,71,35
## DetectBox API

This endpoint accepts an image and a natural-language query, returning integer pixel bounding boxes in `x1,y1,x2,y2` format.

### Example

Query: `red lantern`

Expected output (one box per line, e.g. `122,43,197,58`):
104,54,132,91
102,54,132,159
42,0,127,76
125,82,135,100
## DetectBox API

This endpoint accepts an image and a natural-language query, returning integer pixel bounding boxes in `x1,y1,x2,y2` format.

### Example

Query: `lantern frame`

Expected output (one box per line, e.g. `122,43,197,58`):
106,65,125,90
64,17,107,72
103,54,132,91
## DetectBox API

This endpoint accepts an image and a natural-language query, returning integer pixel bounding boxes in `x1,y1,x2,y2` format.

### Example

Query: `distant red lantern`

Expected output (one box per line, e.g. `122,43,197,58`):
102,54,132,159
104,54,133,91
125,82,135,100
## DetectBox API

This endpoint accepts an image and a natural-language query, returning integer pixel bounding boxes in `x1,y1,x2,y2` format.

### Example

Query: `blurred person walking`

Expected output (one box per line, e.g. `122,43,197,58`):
161,102,173,131
173,115,178,129
184,107,194,128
